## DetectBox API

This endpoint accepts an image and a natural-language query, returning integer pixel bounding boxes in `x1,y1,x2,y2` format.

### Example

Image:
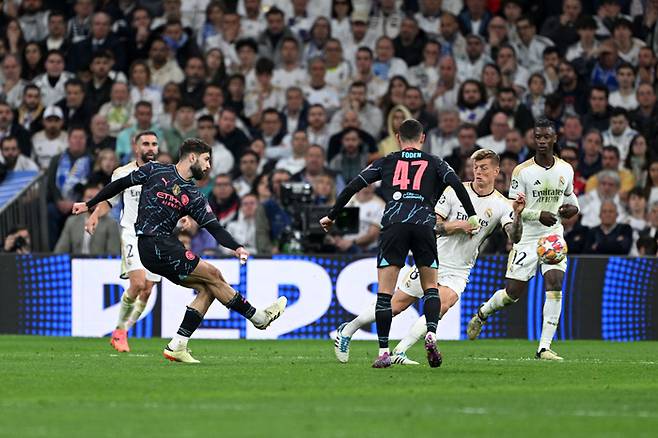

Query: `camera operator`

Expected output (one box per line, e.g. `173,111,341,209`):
3,224,32,254
327,183,383,254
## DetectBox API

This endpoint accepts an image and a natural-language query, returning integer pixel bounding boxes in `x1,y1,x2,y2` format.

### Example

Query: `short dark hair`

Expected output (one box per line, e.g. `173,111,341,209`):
197,115,215,125
590,84,610,99
134,130,158,144
91,49,114,62
179,138,211,160
542,46,560,58
498,86,516,97
65,78,85,90
398,119,424,142
255,57,275,75
602,145,621,158
499,151,519,164
628,187,647,199
235,38,258,53
0,135,18,149
23,83,40,95
265,6,284,18
534,117,556,133
241,149,260,163
609,107,628,119
575,15,597,30
616,62,635,74
135,100,153,111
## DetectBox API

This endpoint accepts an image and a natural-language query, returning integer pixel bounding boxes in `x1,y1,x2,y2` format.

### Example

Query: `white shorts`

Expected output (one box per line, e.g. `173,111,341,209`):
120,228,161,282
505,240,567,282
398,264,468,299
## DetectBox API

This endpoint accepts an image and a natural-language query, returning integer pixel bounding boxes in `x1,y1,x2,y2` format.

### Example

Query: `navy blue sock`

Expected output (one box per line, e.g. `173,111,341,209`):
375,293,393,349
177,306,204,337
423,288,441,334
226,292,256,319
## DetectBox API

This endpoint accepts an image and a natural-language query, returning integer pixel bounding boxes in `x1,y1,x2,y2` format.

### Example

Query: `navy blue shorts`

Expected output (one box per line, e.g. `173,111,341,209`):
137,235,200,285
377,223,438,269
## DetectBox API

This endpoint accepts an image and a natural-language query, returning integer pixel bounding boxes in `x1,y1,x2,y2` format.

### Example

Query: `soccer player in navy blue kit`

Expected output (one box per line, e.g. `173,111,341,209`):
320,119,480,368
73,138,286,363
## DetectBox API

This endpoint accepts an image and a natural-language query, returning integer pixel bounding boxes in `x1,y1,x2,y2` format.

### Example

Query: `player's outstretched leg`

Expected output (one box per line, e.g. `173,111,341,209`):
334,300,376,363
468,285,520,340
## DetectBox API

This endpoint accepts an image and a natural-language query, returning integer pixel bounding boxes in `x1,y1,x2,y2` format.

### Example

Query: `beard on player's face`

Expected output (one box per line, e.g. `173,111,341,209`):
191,161,206,179
140,151,156,163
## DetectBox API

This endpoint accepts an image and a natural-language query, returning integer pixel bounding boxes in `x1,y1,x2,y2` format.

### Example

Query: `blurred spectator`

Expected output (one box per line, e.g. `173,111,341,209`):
129,60,161,116
5,17,26,57
556,60,588,116
624,134,650,185
164,103,198,158
404,86,435,131
18,0,49,42
458,34,489,82
68,0,94,44
438,12,466,59
1,54,27,109
426,108,459,158
638,201,658,251
277,130,309,175
585,146,635,198
369,0,405,39
477,112,509,154
327,109,378,162
477,86,534,138
98,82,133,137
223,193,258,254
85,51,115,113
196,116,231,179
590,39,620,92
31,106,67,170
481,63,502,101
292,144,345,192
126,6,154,61
20,42,45,82
380,75,409,118
1,93,35,156
513,15,553,74
196,84,225,124
487,16,510,57
558,114,584,149
33,50,74,107
352,47,388,103
559,145,586,196
209,173,240,225
161,19,202,71
304,17,332,61
54,184,120,255
311,173,337,206
259,108,287,154
87,115,116,156
252,172,272,202
457,79,489,125
46,127,91,249
579,169,626,228
407,40,440,102
330,0,353,43
372,102,407,155
629,83,658,146
579,130,603,179
179,56,207,110
303,57,340,114
15,84,44,134
432,55,460,111
88,149,118,187
602,108,637,161
612,18,644,66
116,101,164,162
584,200,633,255
608,63,638,110
272,37,308,91
234,150,260,197
330,127,369,182
330,82,383,139
147,37,185,88
256,168,292,254
217,107,250,160
445,123,480,175
566,15,598,62
583,85,612,133
0,136,38,171
305,104,331,151
625,188,649,234
245,58,285,127
414,1,442,37
495,45,529,96
636,235,658,256
257,7,295,66
525,73,546,120
562,213,589,255
2,224,31,254
393,16,428,68
40,10,70,55
67,12,126,74
233,38,258,89
458,0,492,38
499,151,518,191
331,182,385,253
644,161,658,205
57,79,93,130
281,87,309,135
503,129,530,162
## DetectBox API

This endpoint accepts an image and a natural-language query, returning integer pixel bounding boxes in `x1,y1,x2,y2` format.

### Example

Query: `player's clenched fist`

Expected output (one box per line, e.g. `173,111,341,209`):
72,202,88,215
235,246,249,265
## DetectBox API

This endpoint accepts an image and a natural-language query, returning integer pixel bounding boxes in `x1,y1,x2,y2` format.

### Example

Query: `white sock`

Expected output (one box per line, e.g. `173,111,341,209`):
167,333,189,351
393,315,427,354
116,292,135,330
249,309,267,326
538,291,562,351
125,298,147,330
480,289,517,318
342,300,376,337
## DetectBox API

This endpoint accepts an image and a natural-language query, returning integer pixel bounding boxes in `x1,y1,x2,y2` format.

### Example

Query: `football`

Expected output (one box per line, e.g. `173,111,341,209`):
537,234,568,264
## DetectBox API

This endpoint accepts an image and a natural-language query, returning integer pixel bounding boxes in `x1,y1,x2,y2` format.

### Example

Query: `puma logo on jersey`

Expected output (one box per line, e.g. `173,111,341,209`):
161,177,169,186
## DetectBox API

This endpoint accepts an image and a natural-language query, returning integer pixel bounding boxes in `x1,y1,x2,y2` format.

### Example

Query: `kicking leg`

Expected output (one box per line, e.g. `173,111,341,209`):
164,283,213,363
468,279,526,340
536,269,564,361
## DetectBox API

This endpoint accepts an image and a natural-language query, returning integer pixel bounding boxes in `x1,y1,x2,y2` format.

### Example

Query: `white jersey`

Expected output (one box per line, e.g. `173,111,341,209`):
436,183,514,271
108,161,142,231
509,157,574,243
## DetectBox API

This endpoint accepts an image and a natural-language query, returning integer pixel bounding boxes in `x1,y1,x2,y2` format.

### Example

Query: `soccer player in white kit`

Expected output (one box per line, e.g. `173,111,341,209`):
334,149,525,365
85,131,162,352
467,118,580,361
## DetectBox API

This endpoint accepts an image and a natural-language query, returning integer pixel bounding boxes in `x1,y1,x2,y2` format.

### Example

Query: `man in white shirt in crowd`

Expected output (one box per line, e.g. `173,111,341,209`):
579,170,627,228
426,109,460,158
147,38,184,88
305,104,331,150
602,107,637,161
477,112,509,154
272,37,308,91
352,47,388,104
457,34,490,82
233,150,260,197
0,136,39,171
276,130,309,175
303,57,340,115
372,36,408,82
330,82,383,139
197,115,234,179
433,55,460,111
513,15,554,73
225,193,259,255
31,106,68,170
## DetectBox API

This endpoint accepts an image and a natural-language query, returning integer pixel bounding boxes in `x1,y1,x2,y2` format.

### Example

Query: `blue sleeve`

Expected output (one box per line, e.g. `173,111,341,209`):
85,163,155,209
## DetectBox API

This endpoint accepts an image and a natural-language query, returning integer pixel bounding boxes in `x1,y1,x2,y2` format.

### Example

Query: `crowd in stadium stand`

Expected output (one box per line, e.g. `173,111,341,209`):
1,0,658,257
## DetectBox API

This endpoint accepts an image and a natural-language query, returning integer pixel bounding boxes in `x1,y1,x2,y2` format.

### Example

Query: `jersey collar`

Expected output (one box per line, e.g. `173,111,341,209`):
469,182,494,197
533,155,556,170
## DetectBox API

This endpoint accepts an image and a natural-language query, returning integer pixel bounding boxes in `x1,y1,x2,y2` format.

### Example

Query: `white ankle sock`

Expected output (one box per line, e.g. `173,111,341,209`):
480,289,517,318
249,309,267,326
393,315,427,354
167,333,189,351
342,300,376,337
538,291,562,351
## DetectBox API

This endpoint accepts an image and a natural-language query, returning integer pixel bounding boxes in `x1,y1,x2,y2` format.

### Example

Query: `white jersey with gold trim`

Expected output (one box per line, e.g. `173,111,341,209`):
436,182,514,271
509,157,574,243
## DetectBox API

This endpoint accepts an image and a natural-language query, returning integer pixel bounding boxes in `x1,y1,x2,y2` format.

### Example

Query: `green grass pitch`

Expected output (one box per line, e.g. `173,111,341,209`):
1,336,657,438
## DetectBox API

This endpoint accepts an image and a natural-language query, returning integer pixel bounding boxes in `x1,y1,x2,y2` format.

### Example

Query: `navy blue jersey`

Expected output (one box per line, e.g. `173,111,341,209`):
328,147,476,229
86,161,241,250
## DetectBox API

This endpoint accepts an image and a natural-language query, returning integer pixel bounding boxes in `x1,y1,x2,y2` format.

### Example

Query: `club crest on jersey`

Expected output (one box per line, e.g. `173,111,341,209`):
393,191,402,200
181,194,189,206
172,184,181,196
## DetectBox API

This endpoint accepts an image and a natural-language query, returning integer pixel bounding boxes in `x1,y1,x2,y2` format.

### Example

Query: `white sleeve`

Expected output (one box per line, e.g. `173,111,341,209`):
435,187,456,219
499,200,514,228
563,192,580,210
508,168,525,199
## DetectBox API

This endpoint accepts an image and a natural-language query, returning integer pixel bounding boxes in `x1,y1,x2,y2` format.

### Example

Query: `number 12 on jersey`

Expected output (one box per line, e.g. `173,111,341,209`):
392,160,428,190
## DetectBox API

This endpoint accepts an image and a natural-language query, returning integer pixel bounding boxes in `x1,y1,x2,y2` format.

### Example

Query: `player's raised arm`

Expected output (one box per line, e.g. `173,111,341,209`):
321,159,384,231
73,162,155,214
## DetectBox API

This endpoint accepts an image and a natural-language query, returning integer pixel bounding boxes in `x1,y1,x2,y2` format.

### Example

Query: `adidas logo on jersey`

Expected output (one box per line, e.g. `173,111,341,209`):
534,180,541,185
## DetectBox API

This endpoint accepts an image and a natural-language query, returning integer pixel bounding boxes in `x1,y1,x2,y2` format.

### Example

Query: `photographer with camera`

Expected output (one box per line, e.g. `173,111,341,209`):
3,224,32,254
